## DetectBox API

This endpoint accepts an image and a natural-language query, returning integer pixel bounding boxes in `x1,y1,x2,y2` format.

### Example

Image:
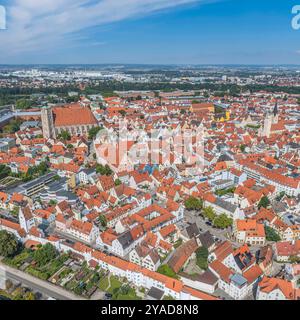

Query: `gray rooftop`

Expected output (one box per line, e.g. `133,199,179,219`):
215,198,238,213
230,273,247,287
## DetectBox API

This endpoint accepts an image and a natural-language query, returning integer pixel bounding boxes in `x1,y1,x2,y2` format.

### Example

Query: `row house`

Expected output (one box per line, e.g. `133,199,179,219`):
129,242,161,271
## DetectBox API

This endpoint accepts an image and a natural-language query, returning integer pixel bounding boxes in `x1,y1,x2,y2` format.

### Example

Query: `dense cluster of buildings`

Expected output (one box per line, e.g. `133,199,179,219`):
0,85,299,300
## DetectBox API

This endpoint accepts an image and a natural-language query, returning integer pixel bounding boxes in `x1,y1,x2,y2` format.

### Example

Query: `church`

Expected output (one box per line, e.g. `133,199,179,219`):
41,103,98,139
259,103,280,138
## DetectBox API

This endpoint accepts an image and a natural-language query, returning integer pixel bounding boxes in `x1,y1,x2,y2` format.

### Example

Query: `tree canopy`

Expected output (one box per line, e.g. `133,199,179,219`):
58,130,71,142
33,243,58,266
203,206,216,221
157,264,179,279
265,226,281,242
96,164,113,176
15,98,35,110
213,214,233,229
99,214,107,228
114,179,122,186
196,246,209,270
88,126,103,140
0,164,11,180
184,196,203,211
0,231,19,258
258,196,270,209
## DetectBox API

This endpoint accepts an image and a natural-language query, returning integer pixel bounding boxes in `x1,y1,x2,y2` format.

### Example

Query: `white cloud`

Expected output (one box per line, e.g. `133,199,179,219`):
0,0,205,58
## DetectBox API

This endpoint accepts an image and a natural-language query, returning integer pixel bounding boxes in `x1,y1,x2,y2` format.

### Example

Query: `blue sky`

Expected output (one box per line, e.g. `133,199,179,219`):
0,0,299,64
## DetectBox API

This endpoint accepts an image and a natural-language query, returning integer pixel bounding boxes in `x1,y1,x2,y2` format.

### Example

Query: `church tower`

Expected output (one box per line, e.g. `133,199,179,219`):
259,102,279,138
272,102,279,124
260,113,272,138
41,106,56,139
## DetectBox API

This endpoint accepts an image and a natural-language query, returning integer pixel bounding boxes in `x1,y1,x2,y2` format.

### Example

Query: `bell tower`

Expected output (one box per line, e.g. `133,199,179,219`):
41,106,56,139
272,102,279,124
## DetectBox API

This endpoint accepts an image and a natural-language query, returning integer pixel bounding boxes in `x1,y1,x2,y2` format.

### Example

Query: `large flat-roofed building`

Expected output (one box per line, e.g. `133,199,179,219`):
42,103,98,139
9,172,57,197
0,138,16,152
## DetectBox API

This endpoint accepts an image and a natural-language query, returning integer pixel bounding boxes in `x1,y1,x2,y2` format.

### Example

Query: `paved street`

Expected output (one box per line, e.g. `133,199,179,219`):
0,262,86,300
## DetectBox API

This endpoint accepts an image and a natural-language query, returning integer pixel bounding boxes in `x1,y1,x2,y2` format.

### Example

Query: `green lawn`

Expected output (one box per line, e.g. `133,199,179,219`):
157,264,179,279
107,276,122,294
99,274,139,299
115,287,141,300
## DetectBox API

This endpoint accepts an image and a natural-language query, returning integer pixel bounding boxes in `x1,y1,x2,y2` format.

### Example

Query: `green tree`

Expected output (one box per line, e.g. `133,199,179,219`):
58,130,71,142
0,231,19,257
88,126,103,140
213,214,233,229
35,161,48,175
215,187,235,196
2,119,22,134
203,206,216,221
74,285,84,296
0,164,11,180
275,192,285,201
114,179,122,186
96,164,113,176
265,226,281,242
99,214,107,228
15,99,34,110
157,264,179,279
240,145,246,153
196,246,209,270
258,196,270,209
119,284,130,295
24,292,36,300
33,243,58,266
184,196,203,211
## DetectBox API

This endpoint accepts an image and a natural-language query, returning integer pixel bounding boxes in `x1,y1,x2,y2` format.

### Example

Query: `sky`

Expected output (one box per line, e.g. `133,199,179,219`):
0,0,299,64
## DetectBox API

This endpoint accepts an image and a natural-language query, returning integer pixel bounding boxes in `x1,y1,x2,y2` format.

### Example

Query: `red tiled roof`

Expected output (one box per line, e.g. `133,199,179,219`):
53,104,97,127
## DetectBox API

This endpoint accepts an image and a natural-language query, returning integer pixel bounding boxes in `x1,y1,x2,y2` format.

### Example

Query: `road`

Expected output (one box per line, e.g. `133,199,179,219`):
0,262,86,300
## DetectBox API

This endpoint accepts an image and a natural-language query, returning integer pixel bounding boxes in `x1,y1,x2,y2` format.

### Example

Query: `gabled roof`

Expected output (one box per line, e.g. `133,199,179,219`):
258,276,295,299
168,238,198,273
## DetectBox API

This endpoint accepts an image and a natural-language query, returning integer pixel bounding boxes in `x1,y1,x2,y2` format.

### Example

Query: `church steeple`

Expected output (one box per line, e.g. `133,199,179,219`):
272,101,279,124
273,102,278,117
